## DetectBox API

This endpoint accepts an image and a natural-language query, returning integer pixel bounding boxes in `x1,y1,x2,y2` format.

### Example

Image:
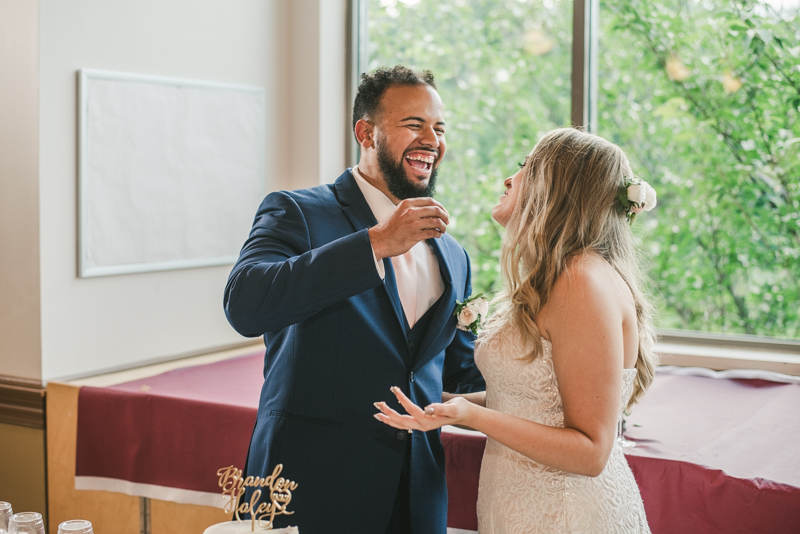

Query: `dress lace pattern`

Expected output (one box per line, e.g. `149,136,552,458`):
474,324,650,534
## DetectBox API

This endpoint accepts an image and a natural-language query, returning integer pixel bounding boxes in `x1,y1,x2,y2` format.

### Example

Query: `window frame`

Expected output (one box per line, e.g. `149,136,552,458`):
349,0,800,371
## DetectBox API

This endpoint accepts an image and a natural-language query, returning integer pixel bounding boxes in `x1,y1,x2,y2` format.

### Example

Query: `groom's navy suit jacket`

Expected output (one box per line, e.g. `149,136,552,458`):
224,170,485,534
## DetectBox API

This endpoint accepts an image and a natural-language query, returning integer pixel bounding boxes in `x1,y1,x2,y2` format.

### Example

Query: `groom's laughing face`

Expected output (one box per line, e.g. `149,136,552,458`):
373,84,447,199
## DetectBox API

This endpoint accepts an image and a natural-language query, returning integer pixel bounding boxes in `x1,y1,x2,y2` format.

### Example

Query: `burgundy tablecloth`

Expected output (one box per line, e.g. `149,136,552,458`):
76,353,264,494
75,354,800,533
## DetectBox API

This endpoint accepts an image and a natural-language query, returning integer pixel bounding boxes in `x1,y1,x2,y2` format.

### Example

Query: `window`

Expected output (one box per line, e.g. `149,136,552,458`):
363,0,573,293
359,0,800,342
598,0,800,339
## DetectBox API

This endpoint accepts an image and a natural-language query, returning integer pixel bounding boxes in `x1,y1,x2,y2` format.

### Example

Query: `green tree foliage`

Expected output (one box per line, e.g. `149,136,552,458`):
368,0,800,339
599,0,800,337
368,0,573,291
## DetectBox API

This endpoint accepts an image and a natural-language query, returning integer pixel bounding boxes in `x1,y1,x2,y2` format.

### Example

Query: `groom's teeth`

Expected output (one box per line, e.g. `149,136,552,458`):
405,155,435,163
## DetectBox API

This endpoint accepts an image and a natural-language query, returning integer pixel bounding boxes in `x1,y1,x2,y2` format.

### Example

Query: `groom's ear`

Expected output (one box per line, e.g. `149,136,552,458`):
355,119,374,149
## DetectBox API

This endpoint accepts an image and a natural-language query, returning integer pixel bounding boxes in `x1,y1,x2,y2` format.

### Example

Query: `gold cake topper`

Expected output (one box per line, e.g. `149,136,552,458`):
217,464,298,531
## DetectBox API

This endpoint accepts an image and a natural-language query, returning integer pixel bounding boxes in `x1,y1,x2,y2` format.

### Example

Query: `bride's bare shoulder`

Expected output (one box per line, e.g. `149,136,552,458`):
539,252,633,330
556,252,624,296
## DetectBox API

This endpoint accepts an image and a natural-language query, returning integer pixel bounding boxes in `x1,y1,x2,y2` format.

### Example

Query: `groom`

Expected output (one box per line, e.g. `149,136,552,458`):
224,66,484,534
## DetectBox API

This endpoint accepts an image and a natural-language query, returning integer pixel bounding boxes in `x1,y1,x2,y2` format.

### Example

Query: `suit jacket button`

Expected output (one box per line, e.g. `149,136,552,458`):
395,430,406,441
409,372,415,382
408,341,416,351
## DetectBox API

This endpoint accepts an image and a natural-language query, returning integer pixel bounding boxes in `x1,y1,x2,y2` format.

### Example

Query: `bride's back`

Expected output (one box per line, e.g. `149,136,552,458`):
536,251,640,370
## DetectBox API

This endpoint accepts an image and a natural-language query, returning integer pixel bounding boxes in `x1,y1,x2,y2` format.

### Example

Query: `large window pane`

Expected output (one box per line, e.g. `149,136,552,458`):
598,0,800,339
367,0,573,293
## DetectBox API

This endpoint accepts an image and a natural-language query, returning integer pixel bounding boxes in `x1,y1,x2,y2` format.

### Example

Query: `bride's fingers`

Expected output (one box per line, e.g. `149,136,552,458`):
424,402,459,418
390,386,426,418
374,401,419,431
374,412,414,430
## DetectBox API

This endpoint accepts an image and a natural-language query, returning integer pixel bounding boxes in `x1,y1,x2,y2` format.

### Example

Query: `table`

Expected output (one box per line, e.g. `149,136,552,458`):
75,353,800,533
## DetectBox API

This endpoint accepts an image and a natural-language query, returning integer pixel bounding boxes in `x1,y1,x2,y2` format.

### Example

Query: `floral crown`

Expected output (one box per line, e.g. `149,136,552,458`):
617,177,657,224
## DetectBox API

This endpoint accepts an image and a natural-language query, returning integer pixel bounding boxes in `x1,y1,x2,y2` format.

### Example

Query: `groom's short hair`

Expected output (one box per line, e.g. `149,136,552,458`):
352,65,437,133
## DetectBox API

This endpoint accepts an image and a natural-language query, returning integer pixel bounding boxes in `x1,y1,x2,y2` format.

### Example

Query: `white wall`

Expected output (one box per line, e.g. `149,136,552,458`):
0,0,352,382
38,0,288,381
0,0,41,380
286,0,349,189
319,0,350,181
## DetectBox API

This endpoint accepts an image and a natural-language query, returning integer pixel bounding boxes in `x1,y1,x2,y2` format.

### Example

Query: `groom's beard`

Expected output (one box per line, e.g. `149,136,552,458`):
376,141,438,200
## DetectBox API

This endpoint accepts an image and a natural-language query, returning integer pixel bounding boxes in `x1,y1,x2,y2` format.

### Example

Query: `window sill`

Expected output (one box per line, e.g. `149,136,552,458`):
657,329,800,376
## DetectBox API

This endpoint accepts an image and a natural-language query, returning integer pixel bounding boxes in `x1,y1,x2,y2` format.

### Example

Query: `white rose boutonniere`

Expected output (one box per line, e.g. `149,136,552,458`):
453,293,488,335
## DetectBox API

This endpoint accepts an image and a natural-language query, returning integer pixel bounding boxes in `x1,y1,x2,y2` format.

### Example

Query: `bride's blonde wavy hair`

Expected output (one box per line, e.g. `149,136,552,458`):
482,128,658,409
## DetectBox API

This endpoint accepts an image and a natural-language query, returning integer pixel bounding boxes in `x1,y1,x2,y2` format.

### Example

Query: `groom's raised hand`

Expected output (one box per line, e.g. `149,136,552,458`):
369,197,449,261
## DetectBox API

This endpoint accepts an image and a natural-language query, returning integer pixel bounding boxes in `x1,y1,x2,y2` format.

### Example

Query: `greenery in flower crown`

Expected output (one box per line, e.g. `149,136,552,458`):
617,180,637,224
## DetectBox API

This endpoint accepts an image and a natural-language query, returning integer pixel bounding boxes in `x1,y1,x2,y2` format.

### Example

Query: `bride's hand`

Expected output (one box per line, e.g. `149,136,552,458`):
374,386,473,432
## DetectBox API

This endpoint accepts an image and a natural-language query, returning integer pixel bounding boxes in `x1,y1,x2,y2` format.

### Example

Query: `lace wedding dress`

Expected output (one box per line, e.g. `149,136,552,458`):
474,324,650,533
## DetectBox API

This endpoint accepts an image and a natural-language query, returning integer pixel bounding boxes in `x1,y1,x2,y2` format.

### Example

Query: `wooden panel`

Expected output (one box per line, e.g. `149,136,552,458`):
0,422,47,520
0,375,45,429
46,382,140,534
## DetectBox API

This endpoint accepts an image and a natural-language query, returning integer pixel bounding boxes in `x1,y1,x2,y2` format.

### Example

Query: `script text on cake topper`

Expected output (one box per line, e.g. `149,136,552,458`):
217,464,298,531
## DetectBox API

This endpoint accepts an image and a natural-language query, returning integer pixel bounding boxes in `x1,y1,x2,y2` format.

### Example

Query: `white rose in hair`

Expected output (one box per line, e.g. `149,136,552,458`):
458,306,478,326
644,183,657,211
627,183,646,206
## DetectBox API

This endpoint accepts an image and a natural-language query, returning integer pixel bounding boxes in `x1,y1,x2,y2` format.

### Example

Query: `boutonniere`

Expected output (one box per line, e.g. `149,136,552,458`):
453,293,489,335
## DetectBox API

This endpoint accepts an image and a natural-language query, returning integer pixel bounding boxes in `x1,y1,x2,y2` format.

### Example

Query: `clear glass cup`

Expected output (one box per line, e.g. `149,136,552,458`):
57,520,93,534
0,502,12,529
7,512,45,534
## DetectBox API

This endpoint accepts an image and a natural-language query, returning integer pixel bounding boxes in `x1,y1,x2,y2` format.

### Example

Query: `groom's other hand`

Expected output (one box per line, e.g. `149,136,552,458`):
369,197,449,260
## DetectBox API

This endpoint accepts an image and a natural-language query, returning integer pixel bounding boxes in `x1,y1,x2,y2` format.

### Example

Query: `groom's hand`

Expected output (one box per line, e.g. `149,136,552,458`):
369,197,449,261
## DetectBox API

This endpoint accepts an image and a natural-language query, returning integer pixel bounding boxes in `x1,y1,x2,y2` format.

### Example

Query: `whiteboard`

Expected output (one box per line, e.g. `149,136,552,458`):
78,69,266,277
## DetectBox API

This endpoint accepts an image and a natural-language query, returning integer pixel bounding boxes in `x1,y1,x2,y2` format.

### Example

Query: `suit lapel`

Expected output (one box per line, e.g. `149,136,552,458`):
335,170,378,233
335,170,407,332
381,258,408,336
412,237,456,371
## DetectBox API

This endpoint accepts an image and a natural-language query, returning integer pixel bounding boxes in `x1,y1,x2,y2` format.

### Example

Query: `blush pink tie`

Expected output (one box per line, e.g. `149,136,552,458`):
392,247,418,329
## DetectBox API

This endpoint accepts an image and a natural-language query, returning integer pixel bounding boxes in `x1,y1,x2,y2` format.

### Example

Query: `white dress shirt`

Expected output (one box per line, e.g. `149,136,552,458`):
352,166,445,327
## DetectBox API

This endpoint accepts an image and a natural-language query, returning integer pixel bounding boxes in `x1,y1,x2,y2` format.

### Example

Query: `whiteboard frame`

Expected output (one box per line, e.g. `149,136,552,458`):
77,68,266,278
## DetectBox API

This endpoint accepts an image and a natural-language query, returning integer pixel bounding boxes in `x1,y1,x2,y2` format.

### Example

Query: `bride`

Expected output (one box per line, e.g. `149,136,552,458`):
375,128,657,532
